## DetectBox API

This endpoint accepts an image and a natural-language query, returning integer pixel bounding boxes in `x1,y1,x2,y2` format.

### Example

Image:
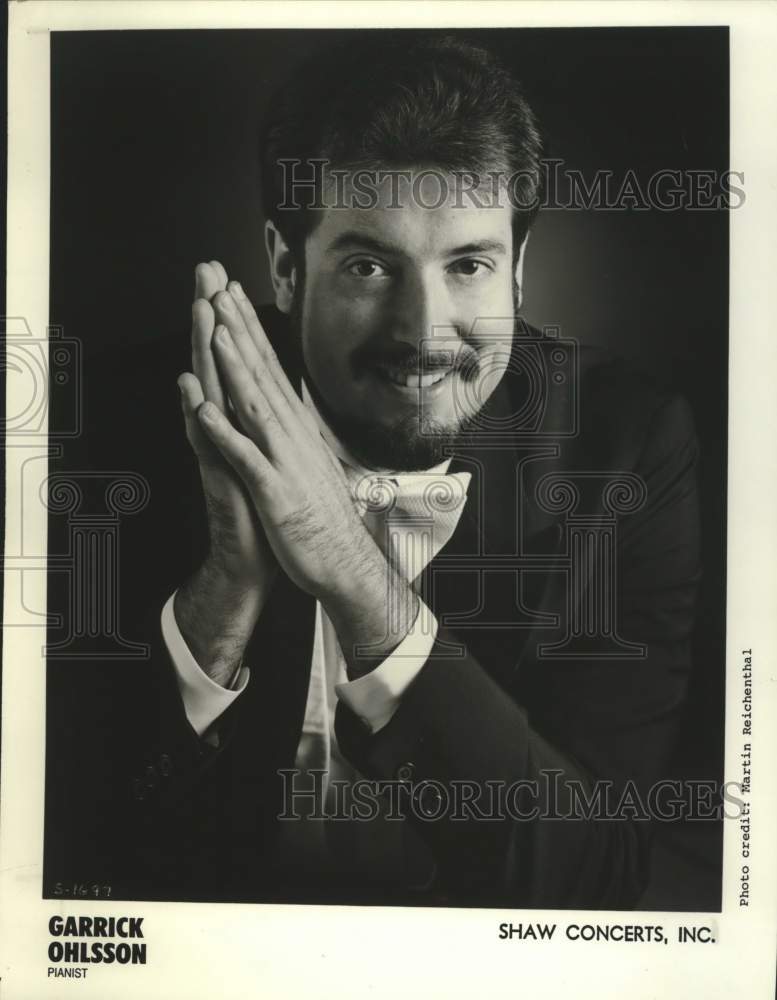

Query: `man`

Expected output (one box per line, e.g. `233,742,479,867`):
51,34,700,908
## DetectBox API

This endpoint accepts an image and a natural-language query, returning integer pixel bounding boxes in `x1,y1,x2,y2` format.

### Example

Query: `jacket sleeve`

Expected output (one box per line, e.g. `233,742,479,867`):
45,339,299,901
335,392,701,909
114,574,314,901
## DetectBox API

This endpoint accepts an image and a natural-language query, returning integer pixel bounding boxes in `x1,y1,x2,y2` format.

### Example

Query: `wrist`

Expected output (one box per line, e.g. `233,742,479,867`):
321,552,420,678
203,548,277,593
313,529,384,605
174,560,269,687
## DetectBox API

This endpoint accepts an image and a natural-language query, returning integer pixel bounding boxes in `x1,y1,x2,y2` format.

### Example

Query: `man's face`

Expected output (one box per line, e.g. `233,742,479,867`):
283,174,520,470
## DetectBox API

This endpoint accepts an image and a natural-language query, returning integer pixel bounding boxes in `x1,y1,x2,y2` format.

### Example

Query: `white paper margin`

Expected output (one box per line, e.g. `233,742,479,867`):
3,3,776,998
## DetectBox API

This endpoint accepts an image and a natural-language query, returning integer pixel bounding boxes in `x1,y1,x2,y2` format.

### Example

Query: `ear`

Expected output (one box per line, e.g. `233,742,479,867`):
264,221,297,314
513,232,530,312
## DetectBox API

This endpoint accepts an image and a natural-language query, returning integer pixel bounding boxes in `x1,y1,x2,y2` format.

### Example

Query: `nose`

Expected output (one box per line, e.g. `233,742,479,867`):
389,267,457,350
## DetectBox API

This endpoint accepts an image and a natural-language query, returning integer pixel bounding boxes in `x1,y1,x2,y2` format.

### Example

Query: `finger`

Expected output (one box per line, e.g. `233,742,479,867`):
178,371,204,443
178,371,205,412
225,281,271,355
198,401,276,494
194,262,224,303
213,319,309,439
192,300,227,410
213,289,263,374
249,351,303,435
209,260,229,288
226,280,312,422
178,371,219,464
211,326,286,448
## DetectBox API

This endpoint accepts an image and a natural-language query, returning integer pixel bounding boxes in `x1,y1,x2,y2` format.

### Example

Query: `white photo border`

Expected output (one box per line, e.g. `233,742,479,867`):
3,2,776,998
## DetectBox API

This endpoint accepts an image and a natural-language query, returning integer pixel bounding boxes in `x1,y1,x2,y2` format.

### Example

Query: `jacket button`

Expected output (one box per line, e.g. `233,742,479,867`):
396,763,415,783
416,782,444,818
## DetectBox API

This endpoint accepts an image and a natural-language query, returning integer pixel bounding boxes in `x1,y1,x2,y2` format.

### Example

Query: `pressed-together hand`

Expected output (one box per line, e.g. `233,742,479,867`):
174,263,278,687
191,279,420,677
179,262,276,586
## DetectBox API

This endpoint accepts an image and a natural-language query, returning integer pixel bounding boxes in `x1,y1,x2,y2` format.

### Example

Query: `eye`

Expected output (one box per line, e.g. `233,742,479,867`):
449,258,492,278
347,259,389,278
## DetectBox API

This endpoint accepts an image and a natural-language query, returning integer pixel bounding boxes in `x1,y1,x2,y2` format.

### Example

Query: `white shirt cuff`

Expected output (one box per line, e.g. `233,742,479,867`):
334,600,438,734
160,591,250,738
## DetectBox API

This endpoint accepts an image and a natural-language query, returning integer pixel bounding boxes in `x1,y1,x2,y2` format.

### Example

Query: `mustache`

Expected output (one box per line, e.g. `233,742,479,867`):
352,342,480,376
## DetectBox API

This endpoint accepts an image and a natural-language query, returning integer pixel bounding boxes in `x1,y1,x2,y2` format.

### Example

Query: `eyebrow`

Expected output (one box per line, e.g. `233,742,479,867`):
325,231,509,258
447,240,509,257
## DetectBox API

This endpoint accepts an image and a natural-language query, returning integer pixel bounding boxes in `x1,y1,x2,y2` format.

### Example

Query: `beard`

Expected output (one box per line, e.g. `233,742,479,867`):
304,378,477,471
290,277,517,472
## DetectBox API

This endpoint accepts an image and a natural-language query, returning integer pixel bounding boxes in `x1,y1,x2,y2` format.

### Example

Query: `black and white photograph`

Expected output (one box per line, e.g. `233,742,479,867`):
2,3,776,999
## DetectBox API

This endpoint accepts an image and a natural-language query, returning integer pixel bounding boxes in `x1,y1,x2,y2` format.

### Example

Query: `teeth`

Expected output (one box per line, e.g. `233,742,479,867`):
385,370,450,388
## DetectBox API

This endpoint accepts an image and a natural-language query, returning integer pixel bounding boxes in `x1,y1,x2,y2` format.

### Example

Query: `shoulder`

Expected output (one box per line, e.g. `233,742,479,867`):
505,323,696,470
577,343,696,469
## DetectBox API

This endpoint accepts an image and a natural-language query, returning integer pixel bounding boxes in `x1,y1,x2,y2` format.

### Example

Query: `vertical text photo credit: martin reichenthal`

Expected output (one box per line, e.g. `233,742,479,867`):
44,27,730,910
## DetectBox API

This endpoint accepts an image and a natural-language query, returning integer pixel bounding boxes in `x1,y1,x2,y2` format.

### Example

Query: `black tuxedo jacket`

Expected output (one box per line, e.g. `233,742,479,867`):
45,308,700,909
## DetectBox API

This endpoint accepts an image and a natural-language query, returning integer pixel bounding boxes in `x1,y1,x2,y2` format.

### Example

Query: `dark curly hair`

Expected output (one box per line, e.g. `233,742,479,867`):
260,32,544,261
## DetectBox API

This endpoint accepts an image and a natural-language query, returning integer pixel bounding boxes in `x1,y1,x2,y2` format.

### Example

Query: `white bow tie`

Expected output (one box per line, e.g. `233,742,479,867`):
347,469,472,582
301,380,471,579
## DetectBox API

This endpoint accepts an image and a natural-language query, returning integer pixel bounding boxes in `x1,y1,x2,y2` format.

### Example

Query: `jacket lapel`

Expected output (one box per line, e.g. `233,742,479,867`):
420,336,572,687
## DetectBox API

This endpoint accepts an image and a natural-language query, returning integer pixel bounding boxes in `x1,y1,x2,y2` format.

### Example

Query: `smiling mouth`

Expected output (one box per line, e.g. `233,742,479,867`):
378,367,453,389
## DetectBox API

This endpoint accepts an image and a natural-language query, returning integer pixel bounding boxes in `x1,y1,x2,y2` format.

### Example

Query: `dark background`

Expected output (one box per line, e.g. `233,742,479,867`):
49,27,728,908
